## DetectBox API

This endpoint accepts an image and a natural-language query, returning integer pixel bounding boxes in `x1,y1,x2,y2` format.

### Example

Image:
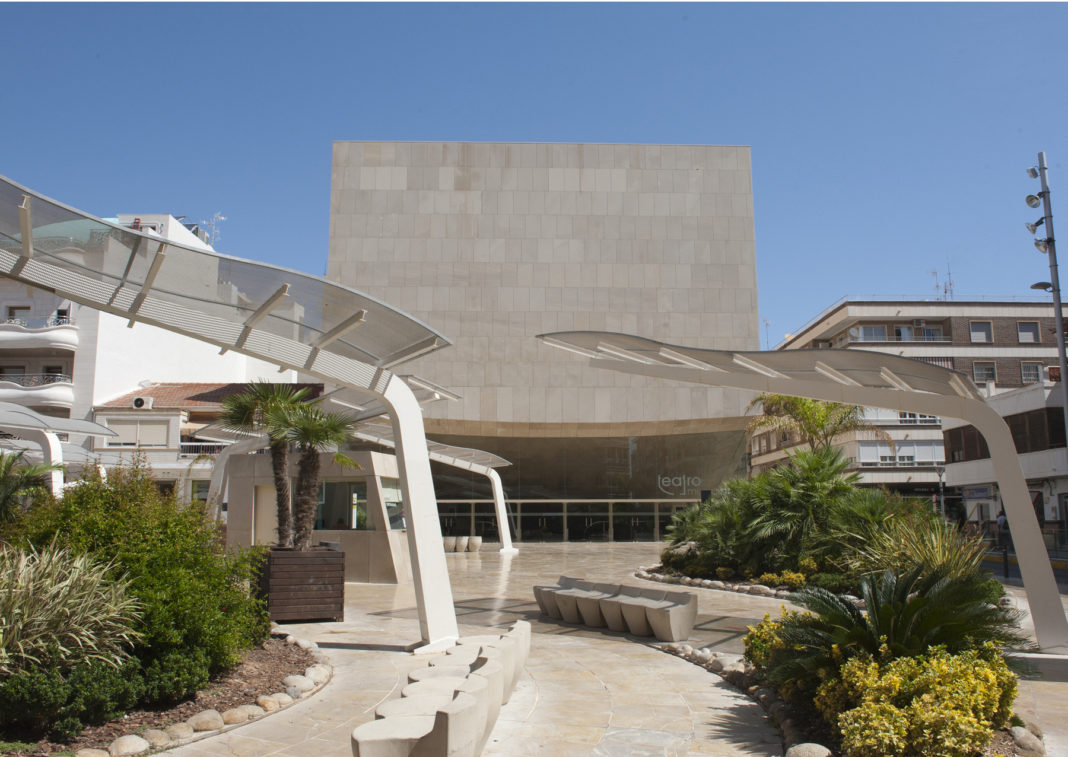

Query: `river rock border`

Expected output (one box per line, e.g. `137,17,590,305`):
73,626,334,757
641,567,1046,757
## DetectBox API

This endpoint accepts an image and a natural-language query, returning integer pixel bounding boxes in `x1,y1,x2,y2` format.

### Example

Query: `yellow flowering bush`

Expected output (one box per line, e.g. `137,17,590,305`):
778,569,807,590
757,572,781,587
814,644,1017,757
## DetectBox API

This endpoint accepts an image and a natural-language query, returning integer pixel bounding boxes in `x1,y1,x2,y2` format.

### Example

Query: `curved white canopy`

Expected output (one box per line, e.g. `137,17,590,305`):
539,330,1068,652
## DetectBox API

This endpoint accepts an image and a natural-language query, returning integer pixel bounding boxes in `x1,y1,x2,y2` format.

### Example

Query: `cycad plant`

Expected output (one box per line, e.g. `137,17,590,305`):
282,404,358,551
219,381,314,547
766,568,1028,698
0,541,141,675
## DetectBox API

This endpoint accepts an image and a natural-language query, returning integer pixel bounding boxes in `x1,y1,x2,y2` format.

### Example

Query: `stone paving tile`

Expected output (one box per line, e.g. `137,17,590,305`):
161,542,1068,756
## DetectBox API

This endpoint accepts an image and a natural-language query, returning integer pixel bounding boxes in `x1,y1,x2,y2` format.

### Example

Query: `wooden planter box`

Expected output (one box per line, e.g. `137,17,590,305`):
258,548,345,623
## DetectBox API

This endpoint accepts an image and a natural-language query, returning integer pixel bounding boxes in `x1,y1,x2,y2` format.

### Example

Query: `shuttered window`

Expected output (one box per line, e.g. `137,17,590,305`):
104,418,169,447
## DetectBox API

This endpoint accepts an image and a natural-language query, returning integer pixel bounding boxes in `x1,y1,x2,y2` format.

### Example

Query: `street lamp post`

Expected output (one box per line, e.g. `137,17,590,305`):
936,465,946,517
1026,152,1068,437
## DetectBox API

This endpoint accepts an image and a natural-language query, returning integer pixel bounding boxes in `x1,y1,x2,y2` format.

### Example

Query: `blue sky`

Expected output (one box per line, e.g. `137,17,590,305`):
3,2,1067,348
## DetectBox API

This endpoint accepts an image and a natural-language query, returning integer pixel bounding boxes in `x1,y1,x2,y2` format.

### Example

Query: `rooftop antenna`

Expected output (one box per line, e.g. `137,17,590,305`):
929,269,940,300
943,264,954,300
200,212,227,245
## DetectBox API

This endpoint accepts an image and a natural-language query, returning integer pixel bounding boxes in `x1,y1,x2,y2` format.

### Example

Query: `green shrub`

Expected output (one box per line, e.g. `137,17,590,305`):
0,659,144,739
815,645,1017,757
798,556,819,575
757,572,781,587
744,612,787,668
0,542,141,675
19,461,269,704
715,566,735,580
844,517,988,582
807,572,856,594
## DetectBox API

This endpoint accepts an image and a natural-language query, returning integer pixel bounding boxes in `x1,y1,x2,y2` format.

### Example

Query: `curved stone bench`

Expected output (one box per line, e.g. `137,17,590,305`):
351,620,530,757
534,575,697,642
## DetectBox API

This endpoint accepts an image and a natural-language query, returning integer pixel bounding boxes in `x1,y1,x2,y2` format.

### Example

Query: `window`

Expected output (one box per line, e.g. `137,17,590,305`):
314,481,369,530
970,321,993,343
899,412,939,425
860,325,887,341
894,325,913,342
6,306,30,325
1022,362,1044,384
1018,322,1040,343
104,418,169,447
973,362,996,383
920,325,944,341
191,480,211,504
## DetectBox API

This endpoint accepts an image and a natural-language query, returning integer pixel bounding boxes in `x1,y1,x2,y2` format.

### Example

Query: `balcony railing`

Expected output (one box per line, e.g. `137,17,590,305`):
858,460,946,469
846,334,952,344
179,441,227,457
0,373,72,386
3,317,74,329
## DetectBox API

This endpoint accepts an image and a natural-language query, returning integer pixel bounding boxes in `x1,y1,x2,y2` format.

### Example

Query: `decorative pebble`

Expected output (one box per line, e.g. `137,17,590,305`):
296,638,318,651
165,723,194,740
75,750,110,757
286,685,304,699
107,734,150,756
305,663,331,684
140,729,171,748
784,743,832,757
221,707,249,725
1010,725,1045,754
285,634,298,645
187,709,224,732
283,673,315,692
270,691,295,706
257,694,280,711
238,704,267,719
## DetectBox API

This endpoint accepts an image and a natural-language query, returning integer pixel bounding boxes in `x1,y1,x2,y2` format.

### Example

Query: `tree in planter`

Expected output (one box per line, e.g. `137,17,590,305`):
219,382,314,548
282,404,358,551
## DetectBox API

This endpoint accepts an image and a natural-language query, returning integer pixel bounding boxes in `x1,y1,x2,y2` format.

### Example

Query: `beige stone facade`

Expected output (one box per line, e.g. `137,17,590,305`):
327,141,758,435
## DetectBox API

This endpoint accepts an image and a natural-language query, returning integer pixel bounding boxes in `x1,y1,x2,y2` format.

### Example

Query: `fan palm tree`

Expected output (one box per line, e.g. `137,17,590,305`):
282,404,358,551
0,449,63,525
746,393,894,454
218,381,314,548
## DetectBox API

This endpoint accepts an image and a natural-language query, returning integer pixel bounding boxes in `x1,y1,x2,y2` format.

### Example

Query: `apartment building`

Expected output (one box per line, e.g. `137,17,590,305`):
750,298,1062,502
0,212,295,499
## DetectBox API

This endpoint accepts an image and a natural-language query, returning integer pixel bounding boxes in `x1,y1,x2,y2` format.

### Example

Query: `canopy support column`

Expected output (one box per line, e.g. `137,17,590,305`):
381,375,458,651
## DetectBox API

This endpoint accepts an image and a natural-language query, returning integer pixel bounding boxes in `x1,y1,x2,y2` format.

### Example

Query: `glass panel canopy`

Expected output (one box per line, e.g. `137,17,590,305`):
0,175,450,373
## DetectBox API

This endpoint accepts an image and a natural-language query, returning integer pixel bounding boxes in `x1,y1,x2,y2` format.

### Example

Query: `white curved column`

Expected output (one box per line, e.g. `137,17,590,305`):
206,436,268,521
380,375,458,650
12,428,64,495
487,468,517,553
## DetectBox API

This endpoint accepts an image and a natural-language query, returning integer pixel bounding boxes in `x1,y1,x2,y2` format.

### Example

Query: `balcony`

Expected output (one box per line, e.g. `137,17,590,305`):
844,333,952,345
179,441,228,457
0,318,78,352
0,373,74,408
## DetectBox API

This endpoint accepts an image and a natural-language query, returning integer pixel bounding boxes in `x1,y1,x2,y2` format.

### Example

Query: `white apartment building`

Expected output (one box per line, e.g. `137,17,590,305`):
751,298,1062,505
0,212,295,499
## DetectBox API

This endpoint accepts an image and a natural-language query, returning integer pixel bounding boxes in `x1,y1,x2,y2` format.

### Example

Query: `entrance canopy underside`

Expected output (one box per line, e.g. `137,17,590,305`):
0,175,451,393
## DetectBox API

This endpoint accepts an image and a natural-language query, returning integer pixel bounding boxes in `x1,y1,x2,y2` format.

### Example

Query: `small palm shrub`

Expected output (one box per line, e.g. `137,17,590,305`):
0,542,141,675
815,645,1016,757
761,568,1026,702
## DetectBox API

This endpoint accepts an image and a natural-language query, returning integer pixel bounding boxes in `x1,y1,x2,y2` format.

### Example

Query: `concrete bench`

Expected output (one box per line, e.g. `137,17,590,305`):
351,620,531,757
534,575,697,642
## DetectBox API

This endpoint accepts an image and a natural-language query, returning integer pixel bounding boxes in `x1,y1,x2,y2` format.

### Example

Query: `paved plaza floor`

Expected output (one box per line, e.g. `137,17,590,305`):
165,542,1068,757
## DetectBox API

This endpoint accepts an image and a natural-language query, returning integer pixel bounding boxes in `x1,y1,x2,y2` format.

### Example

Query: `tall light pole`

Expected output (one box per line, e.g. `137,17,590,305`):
1026,152,1068,437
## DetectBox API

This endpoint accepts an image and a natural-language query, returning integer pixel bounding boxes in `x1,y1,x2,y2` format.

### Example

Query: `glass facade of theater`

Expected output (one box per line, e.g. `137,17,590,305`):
428,429,746,542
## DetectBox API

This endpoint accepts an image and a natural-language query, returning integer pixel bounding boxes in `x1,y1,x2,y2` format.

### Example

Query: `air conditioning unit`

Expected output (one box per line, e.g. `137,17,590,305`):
132,396,154,409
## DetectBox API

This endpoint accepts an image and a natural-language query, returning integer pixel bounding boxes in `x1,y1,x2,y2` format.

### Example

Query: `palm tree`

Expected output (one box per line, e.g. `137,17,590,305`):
0,449,63,525
282,404,357,551
218,382,313,548
746,393,894,454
